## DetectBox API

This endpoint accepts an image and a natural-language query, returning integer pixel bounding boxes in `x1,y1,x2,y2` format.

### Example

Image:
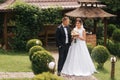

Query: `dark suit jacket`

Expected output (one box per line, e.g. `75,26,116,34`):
56,24,71,47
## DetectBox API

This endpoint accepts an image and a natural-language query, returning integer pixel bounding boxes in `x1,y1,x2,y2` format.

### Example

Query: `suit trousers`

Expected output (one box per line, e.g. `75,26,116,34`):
57,44,70,73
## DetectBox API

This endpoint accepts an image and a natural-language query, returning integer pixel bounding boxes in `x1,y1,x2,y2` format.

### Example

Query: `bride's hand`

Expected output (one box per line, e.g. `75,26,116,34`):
78,36,85,40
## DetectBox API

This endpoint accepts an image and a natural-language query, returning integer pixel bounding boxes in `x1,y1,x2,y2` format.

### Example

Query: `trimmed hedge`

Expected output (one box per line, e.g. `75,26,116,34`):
112,29,120,43
107,24,117,38
87,43,94,54
26,39,42,51
29,46,45,61
91,45,110,69
31,50,54,74
108,42,120,58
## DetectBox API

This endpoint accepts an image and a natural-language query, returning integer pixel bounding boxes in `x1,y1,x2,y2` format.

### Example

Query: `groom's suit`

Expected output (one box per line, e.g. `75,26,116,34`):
56,24,71,73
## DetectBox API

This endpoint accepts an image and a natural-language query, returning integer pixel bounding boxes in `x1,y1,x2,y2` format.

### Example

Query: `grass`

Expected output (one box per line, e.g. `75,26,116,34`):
0,49,120,80
94,60,120,80
0,49,32,72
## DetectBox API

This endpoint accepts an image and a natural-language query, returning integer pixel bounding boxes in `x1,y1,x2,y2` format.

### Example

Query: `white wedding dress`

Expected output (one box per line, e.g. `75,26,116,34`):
61,27,96,76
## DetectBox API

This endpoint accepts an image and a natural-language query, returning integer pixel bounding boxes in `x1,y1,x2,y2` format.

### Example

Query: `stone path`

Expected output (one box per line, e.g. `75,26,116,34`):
0,72,98,80
63,75,97,80
0,72,34,79
0,51,98,80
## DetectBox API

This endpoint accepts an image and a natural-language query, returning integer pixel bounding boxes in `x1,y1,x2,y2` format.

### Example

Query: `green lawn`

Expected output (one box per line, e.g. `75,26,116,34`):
0,49,32,72
94,60,120,80
0,49,120,80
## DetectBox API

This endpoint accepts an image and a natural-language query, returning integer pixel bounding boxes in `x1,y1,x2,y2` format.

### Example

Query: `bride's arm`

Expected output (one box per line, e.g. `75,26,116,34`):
78,30,86,41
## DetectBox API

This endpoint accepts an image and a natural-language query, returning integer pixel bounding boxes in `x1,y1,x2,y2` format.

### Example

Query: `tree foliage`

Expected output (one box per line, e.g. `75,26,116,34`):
0,0,6,3
9,1,63,51
100,0,120,28
100,0,120,12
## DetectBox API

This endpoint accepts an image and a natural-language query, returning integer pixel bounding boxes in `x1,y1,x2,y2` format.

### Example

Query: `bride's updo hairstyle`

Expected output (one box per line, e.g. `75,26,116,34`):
76,18,83,24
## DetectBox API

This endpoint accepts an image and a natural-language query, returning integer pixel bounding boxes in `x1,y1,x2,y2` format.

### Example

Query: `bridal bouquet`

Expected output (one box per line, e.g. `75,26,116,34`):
71,29,79,43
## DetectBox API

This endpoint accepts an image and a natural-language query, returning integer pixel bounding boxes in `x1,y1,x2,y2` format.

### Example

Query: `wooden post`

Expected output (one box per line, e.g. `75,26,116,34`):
104,18,107,47
93,19,97,34
110,57,117,79
111,61,115,79
3,12,8,50
45,26,48,46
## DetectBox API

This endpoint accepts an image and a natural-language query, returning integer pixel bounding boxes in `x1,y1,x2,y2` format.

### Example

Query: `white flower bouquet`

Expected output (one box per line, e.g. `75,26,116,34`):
71,29,79,43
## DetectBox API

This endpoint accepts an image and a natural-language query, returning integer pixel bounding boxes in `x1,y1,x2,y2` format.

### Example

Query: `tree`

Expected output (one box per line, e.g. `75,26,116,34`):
100,0,120,28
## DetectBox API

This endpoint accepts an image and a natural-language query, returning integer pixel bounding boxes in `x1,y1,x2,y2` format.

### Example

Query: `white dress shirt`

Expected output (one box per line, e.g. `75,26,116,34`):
62,24,68,44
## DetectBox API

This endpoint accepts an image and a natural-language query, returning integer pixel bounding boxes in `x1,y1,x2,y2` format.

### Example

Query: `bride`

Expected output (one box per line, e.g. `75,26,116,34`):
61,18,97,76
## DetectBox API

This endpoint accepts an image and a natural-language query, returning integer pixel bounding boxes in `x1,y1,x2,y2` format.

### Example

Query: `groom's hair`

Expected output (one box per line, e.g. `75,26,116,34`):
62,16,69,22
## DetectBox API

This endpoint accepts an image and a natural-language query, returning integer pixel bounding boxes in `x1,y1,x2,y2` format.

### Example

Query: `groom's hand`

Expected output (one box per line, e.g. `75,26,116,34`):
58,46,62,48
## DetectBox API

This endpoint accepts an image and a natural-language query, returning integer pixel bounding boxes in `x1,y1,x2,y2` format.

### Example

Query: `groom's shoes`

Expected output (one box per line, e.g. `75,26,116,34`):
57,72,61,76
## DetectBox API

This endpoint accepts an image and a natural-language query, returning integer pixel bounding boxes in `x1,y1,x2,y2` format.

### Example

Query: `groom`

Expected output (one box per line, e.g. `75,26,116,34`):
56,17,71,76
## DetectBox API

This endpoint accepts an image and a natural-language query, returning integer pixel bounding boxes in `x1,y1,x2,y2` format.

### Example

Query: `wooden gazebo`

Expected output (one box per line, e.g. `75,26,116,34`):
65,0,116,46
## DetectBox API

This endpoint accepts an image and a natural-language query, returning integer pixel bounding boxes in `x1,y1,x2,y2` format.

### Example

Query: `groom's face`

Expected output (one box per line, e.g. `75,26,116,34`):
63,19,70,26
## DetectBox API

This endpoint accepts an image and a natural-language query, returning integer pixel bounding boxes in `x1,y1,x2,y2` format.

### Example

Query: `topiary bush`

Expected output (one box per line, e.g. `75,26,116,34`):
29,46,45,61
106,39,114,54
112,29,120,43
87,43,94,54
96,20,104,39
108,42,120,58
33,72,63,80
26,39,42,51
31,50,54,74
107,24,117,38
91,45,110,69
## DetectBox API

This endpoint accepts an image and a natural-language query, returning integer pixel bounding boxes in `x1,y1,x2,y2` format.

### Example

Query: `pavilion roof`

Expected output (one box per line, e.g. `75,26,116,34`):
0,0,14,12
78,0,100,3
0,0,105,12
23,0,80,9
65,7,116,18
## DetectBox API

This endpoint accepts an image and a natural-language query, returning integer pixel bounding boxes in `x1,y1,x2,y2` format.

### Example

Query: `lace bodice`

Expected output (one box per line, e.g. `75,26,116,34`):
73,27,85,37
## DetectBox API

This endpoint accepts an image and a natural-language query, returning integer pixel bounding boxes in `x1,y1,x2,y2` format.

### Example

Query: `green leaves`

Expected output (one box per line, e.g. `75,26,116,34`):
41,7,63,25
100,0,120,12
91,45,110,69
8,1,63,51
0,0,6,3
112,29,120,43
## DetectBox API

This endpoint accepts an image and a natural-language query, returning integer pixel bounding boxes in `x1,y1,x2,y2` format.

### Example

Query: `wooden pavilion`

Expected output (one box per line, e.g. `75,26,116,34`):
0,0,82,49
0,0,113,49
65,0,116,46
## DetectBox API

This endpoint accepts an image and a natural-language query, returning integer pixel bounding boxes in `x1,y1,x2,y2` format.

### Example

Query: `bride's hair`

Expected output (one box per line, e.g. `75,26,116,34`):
76,18,83,24
75,18,85,30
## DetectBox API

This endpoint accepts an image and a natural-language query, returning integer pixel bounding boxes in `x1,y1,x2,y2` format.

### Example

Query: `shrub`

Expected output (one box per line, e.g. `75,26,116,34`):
106,39,114,54
91,45,110,69
112,29,120,43
29,46,45,61
8,1,63,51
0,0,6,3
108,42,120,58
26,39,42,51
96,20,104,39
33,72,63,80
87,43,94,54
107,24,117,38
9,2,42,51
97,38,112,46
31,50,54,74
